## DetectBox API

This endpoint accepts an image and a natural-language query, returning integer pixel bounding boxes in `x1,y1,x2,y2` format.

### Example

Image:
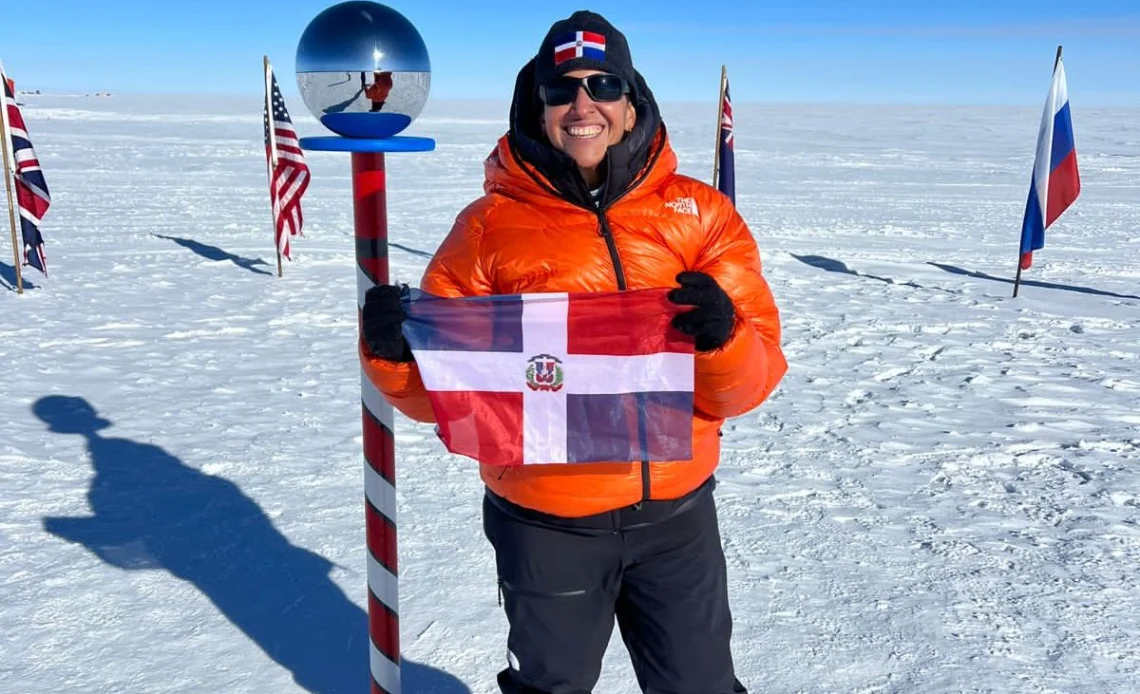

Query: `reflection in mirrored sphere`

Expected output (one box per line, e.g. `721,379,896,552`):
295,1,430,138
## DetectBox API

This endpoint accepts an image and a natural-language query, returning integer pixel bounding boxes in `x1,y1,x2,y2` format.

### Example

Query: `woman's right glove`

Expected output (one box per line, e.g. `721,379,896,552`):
668,271,736,352
362,285,414,362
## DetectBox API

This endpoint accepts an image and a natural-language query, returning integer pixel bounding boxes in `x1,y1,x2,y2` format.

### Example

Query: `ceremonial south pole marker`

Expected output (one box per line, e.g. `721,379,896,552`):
294,3,434,692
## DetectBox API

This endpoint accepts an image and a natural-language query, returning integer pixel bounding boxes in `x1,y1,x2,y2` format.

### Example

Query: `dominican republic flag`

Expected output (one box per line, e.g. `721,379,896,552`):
1018,56,1080,270
554,31,606,65
401,288,695,467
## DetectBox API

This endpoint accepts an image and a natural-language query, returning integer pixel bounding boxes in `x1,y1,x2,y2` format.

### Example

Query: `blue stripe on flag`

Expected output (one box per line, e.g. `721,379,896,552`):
565,392,694,463
20,218,47,273
1050,103,1075,172
401,289,524,352
581,46,605,60
1019,177,1045,255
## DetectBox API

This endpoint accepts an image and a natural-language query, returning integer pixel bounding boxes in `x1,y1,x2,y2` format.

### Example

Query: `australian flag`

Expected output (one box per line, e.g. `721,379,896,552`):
3,71,50,275
399,288,696,467
717,74,735,204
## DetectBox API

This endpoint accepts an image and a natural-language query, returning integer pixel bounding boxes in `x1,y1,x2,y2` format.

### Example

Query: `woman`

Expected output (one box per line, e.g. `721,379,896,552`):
361,10,787,693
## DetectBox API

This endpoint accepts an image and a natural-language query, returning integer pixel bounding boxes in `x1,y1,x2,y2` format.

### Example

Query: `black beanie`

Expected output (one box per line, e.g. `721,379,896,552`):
533,11,637,95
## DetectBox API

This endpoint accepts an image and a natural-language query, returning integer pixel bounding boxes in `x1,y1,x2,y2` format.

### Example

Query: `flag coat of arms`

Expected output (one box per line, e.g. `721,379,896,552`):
1018,57,1079,269
3,72,50,275
400,288,696,467
554,31,607,65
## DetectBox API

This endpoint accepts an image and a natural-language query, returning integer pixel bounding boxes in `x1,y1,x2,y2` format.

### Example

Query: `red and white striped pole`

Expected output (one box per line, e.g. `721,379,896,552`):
353,151,401,694
293,4,436,692
299,136,434,694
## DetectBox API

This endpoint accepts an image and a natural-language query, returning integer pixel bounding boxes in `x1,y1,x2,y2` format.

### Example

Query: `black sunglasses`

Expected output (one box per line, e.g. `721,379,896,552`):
539,73,630,106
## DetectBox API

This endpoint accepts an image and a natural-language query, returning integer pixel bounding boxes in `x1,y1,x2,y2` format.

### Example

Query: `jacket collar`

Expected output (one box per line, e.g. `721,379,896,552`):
486,57,676,211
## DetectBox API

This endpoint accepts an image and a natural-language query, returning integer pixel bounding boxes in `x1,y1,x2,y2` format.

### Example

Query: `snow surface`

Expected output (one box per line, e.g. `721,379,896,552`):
1,92,1138,694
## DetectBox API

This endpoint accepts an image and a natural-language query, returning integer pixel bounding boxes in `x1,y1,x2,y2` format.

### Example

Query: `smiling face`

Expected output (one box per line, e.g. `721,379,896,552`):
541,69,636,188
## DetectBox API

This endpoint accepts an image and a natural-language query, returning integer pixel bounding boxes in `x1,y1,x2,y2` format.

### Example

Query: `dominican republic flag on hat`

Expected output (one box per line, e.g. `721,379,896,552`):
400,287,695,467
554,31,606,65
1018,55,1080,270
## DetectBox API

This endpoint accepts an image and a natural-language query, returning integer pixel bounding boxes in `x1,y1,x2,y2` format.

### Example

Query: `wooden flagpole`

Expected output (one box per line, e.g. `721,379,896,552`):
712,65,727,189
0,64,24,294
1014,44,1063,298
264,55,283,278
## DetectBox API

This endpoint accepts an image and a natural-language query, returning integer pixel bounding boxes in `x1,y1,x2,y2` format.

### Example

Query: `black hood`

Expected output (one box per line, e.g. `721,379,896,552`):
506,57,664,209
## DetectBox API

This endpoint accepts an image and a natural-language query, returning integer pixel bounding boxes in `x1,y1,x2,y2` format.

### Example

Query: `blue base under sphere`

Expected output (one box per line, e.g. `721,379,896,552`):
295,1,431,139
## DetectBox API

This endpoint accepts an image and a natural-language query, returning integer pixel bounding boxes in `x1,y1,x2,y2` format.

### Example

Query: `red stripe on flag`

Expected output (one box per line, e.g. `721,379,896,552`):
554,47,577,64
581,31,606,44
368,590,400,662
567,288,694,356
1045,150,1080,228
428,391,524,466
362,405,395,483
366,501,398,573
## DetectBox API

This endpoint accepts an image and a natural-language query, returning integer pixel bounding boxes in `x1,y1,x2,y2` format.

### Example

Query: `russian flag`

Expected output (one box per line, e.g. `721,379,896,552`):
1018,57,1080,270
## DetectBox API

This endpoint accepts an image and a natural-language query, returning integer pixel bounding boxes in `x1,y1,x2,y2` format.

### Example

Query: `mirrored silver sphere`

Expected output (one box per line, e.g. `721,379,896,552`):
295,1,430,138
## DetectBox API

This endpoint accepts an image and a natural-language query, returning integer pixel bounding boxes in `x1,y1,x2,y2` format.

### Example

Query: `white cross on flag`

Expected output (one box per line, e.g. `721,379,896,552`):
401,288,696,466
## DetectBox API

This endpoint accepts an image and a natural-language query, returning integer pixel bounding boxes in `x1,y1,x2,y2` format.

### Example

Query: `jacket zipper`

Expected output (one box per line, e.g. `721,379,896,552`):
593,211,652,502
597,209,657,504
595,213,627,291
512,134,667,504
595,142,665,505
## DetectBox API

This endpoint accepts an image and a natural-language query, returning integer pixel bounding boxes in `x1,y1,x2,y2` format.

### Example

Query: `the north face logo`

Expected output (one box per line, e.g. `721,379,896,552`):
665,197,699,216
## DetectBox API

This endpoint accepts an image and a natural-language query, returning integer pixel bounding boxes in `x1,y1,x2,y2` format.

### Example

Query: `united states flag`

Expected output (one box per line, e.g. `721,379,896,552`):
263,67,309,260
3,71,50,275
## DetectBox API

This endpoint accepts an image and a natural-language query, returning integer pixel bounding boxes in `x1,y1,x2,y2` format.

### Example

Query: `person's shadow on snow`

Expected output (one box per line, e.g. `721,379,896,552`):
36,395,469,694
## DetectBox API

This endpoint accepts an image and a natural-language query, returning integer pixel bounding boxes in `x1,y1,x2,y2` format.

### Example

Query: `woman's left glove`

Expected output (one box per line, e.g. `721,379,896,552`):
667,271,735,352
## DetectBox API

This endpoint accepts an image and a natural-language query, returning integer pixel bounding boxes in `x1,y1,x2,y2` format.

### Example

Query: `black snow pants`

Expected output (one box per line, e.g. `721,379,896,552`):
482,475,748,694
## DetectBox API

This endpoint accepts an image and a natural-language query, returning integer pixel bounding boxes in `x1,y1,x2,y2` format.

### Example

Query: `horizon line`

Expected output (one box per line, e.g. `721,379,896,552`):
11,89,1140,110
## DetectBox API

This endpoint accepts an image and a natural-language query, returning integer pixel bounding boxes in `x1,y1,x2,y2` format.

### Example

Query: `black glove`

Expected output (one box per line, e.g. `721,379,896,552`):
668,271,735,352
362,285,414,362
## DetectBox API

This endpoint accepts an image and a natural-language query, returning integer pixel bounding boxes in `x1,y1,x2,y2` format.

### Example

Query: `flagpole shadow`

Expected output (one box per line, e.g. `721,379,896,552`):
391,242,433,259
927,262,1140,301
0,261,37,291
35,395,470,694
153,234,274,276
791,253,927,289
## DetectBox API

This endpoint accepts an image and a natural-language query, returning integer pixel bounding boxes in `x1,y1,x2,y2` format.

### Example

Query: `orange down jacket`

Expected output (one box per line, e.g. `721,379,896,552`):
362,128,787,518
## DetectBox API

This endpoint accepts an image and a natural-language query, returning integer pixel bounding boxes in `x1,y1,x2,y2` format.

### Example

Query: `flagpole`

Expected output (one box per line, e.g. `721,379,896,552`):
712,65,726,189
264,55,283,278
0,65,23,295
1014,44,1063,298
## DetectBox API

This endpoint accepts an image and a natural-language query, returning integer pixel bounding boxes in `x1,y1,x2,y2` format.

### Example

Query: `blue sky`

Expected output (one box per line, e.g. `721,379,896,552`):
3,0,1138,106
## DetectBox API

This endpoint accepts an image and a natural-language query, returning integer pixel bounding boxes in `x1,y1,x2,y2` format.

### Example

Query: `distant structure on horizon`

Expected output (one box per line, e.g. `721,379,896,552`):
11,90,114,97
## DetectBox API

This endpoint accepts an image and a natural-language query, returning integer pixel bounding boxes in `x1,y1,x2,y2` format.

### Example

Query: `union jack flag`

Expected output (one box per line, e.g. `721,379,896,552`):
716,74,735,204
263,66,309,260
3,70,50,275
